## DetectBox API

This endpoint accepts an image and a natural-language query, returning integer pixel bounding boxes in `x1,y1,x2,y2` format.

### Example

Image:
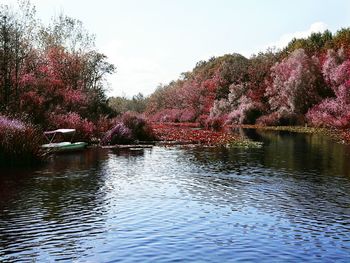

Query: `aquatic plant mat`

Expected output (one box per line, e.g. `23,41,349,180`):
152,123,263,148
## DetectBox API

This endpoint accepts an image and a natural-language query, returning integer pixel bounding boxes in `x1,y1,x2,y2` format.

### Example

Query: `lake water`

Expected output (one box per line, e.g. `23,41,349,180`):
1,129,350,262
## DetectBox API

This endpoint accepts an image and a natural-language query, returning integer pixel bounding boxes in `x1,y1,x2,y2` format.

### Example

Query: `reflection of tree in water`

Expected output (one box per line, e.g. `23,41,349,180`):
186,128,350,178
253,129,350,178
0,148,112,261
177,133,350,240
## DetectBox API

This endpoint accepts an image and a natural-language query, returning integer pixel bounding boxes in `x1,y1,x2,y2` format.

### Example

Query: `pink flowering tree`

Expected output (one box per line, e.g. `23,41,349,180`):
265,49,326,125
210,82,265,124
307,48,350,128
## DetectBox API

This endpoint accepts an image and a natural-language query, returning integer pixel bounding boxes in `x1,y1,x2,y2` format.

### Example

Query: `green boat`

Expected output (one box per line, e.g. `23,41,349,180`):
42,129,88,153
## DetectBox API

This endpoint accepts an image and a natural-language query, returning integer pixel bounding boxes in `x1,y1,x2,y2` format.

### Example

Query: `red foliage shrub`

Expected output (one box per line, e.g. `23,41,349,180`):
0,115,44,166
179,109,197,122
48,112,95,142
256,112,280,126
197,114,209,128
101,122,133,145
94,116,115,136
205,116,225,131
122,112,156,141
149,109,182,123
307,98,350,128
149,108,197,123
102,112,156,145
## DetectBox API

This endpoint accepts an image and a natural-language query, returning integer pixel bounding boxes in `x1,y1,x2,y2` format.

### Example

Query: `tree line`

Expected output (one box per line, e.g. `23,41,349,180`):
0,0,115,138
145,28,350,129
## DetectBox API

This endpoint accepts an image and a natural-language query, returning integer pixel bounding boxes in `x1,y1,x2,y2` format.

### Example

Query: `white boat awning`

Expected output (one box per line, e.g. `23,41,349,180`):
44,129,76,135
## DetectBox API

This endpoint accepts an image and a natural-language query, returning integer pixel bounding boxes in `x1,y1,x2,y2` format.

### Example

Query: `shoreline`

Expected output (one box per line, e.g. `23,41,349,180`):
151,122,350,145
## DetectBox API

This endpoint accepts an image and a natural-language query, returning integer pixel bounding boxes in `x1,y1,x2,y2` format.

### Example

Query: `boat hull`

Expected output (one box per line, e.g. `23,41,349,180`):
42,142,88,153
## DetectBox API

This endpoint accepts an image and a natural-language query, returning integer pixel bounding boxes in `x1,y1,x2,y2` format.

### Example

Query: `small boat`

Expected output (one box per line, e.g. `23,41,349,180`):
42,129,88,153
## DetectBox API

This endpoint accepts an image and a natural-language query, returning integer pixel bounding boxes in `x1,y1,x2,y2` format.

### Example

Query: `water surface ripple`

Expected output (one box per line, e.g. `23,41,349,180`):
0,130,350,262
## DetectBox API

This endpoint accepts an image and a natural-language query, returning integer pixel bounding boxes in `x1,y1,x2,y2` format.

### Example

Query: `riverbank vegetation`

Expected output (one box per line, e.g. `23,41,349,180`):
101,112,156,145
145,28,350,136
0,115,44,165
0,1,115,143
0,1,119,165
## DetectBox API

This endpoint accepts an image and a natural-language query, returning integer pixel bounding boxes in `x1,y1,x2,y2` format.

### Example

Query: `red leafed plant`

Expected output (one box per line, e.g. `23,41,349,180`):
48,112,95,142
0,115,44,166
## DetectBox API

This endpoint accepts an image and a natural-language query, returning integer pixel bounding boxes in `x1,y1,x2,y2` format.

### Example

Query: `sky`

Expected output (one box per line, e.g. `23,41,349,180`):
3,0,350,97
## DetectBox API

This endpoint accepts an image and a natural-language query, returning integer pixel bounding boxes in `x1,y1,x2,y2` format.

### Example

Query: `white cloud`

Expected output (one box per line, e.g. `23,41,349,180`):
240,22,329,58
267,22,328,50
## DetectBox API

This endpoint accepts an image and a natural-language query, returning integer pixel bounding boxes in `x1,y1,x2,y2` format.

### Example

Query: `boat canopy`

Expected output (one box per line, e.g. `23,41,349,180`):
44,129,76,135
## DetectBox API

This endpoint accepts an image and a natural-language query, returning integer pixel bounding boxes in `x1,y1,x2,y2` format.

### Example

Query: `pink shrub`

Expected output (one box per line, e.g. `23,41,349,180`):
179,109,196,122
307,98,350,128
121,112,156,141
48,112,95,142
102,112,156,145
101,122,133,145
307,48,350,128
256,110,301,126
61,89,87,107
256,112,280,126
149,109,182,123
0,115,43,166
226,96,264,124
94,116,115,136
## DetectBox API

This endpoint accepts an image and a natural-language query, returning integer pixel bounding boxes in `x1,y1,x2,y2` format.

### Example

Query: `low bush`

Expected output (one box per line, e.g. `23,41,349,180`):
0,115,44,166
256,112,280,126
122,112,156,141
307,98,350,128
206,116,225,131
197,114,209,128
101,112,156,145
48,112,95,142
256,111,305,126
100,123,133,145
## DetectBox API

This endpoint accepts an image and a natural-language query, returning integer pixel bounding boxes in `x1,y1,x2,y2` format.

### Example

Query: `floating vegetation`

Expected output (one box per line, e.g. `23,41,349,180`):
227,138,263,149
232,124,326,134
152,123,238,146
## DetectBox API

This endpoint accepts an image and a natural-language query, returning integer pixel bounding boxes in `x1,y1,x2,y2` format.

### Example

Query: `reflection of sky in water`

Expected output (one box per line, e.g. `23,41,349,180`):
0,131,350,262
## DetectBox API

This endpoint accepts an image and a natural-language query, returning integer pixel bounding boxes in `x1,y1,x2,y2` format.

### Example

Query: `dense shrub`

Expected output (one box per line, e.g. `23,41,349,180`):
101,112,156,145
149,109,181,122
256,112,280,126
94,116,115,136
100,123,133,145
256,111,304,126
226,96,264,124
122,112,156,141
307,98,350,128
197,114,209,128
179,109,197,122
205,116,225,131
48,112,95,142
307,48,350,128
0,115,44,166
